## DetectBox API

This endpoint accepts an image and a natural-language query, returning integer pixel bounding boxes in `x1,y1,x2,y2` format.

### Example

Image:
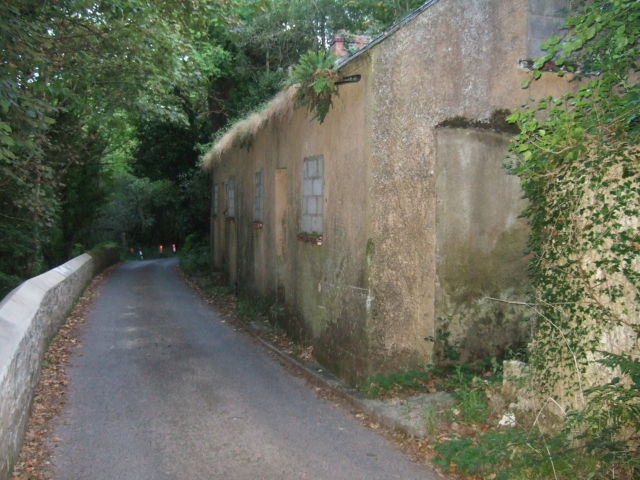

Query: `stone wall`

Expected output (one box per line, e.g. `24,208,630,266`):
0,246,119,480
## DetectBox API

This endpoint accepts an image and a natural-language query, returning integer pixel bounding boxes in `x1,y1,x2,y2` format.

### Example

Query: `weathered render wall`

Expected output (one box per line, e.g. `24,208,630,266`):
435,129,530,360
367,0,573,371
528,0,569,59
0,247,119,480
210,0,576,383
211,56,375,384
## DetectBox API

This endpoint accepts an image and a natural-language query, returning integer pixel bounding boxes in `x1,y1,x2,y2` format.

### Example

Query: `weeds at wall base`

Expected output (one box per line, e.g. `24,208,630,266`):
181,249,638,478
360,356,638,479
178,263,316,367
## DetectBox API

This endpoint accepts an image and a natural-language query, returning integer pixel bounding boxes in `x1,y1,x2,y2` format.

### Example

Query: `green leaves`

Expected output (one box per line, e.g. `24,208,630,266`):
506,1,640,454
0,0,231,289
284,50,341,123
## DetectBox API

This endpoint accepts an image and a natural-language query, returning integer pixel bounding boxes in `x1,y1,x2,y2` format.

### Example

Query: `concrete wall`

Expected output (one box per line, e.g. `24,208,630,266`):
211,56,373,384
435,129,530,361
210,0,576,384
366,0,573,373
528,0,569,59
0,247,119,480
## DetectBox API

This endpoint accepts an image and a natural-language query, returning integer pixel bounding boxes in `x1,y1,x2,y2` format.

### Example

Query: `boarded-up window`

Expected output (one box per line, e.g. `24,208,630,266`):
254,169,264,222
227,177,235,218
213,183,219,216
302,155,323,234
528,0,568,59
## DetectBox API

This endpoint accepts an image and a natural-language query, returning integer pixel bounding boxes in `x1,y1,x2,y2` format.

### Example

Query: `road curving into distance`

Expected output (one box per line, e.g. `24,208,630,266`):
51,258,439,480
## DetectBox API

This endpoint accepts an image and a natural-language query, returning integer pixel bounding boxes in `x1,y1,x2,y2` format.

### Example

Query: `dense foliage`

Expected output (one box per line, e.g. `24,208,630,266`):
0,0,421,298
0,0,218,295
506,0,640,473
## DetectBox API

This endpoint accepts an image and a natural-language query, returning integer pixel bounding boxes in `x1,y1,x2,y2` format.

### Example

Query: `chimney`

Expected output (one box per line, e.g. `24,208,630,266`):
330,30,370,58
329,30,347,57
350,34,370,51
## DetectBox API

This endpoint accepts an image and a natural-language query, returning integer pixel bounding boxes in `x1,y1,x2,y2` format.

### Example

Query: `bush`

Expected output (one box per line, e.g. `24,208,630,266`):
178,234,210,277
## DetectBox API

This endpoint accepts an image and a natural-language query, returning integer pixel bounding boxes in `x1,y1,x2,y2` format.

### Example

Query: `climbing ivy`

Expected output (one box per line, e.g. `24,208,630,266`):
284,50,341,124
506,0,640,462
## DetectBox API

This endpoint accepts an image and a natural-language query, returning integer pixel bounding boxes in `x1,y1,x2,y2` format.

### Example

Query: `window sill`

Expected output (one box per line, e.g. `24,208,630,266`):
297,233,323,246
518,59,568,73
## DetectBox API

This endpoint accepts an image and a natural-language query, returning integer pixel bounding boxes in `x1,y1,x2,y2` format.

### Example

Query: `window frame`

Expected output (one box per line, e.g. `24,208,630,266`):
213,183,219,216
226,177,235,218
301,155,324,235
254,168,264,223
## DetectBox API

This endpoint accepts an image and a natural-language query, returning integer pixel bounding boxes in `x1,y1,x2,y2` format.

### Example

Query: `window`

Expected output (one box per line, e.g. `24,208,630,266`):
226,177,235,218
302,155,323,234
213,183,219,216
254,169,264,222
528,0,568,59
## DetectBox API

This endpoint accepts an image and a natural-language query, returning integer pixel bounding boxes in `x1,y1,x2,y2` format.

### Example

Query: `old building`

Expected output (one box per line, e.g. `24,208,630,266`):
203,0,572,385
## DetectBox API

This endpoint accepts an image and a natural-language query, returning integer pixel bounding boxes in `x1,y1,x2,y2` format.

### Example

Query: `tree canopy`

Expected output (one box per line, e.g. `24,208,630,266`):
0,0,422,296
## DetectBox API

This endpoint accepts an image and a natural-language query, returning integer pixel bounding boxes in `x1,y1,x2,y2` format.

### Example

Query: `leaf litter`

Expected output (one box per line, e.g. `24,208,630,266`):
10,265,118,480
182,268,440,474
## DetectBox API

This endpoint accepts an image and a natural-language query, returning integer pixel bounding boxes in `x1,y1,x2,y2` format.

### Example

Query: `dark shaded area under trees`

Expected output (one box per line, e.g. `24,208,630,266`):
0,0,423,297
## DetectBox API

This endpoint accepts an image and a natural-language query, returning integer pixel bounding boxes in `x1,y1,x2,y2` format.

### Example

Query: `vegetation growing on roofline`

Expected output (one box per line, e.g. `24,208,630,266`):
1,0,424,298
284,50,342,124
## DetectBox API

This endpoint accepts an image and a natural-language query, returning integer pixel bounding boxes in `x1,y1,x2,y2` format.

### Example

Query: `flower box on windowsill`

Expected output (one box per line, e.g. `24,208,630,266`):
297,232,323,246
253,221,263,230
226,216,235,224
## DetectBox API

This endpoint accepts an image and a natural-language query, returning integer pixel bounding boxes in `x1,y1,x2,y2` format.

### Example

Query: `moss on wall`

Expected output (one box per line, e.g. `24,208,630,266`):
437,109,520,135
438,224,531,361
209,0,575,385
435,127,532,363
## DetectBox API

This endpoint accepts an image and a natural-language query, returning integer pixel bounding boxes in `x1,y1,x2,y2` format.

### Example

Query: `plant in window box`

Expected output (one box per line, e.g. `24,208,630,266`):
253,221,263,229
297,232,323,246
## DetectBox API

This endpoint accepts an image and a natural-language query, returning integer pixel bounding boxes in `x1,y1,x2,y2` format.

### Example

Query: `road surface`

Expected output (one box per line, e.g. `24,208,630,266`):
51,259,437,480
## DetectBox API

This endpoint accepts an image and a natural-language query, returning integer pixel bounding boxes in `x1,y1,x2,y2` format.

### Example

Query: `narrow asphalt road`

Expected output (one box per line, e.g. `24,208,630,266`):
51,259,438,480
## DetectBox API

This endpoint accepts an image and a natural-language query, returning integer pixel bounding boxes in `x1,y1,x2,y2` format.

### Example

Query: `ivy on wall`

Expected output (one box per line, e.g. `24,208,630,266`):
506,0,640,461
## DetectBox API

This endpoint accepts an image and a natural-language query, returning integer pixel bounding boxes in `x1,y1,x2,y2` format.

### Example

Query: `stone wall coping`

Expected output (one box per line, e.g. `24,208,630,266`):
0,249,116,480
0,254,92,379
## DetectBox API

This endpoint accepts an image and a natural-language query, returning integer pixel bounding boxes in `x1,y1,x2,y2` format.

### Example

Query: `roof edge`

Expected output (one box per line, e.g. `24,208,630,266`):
202,0,442,170
335,0,441,70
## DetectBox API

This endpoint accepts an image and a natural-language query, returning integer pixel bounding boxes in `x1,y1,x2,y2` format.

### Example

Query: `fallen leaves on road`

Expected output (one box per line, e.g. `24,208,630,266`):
311,384,435,468
297,345,314,362
179,272,246,337
182,269,440,474
180,269,318,367
10,265,117,480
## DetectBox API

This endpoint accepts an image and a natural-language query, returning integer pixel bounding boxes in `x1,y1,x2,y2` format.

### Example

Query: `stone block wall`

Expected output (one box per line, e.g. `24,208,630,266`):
0,246,119,480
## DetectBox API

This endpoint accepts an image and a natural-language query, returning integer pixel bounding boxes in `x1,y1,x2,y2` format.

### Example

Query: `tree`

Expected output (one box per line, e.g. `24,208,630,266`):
0,0,229,295
0,0,432,298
